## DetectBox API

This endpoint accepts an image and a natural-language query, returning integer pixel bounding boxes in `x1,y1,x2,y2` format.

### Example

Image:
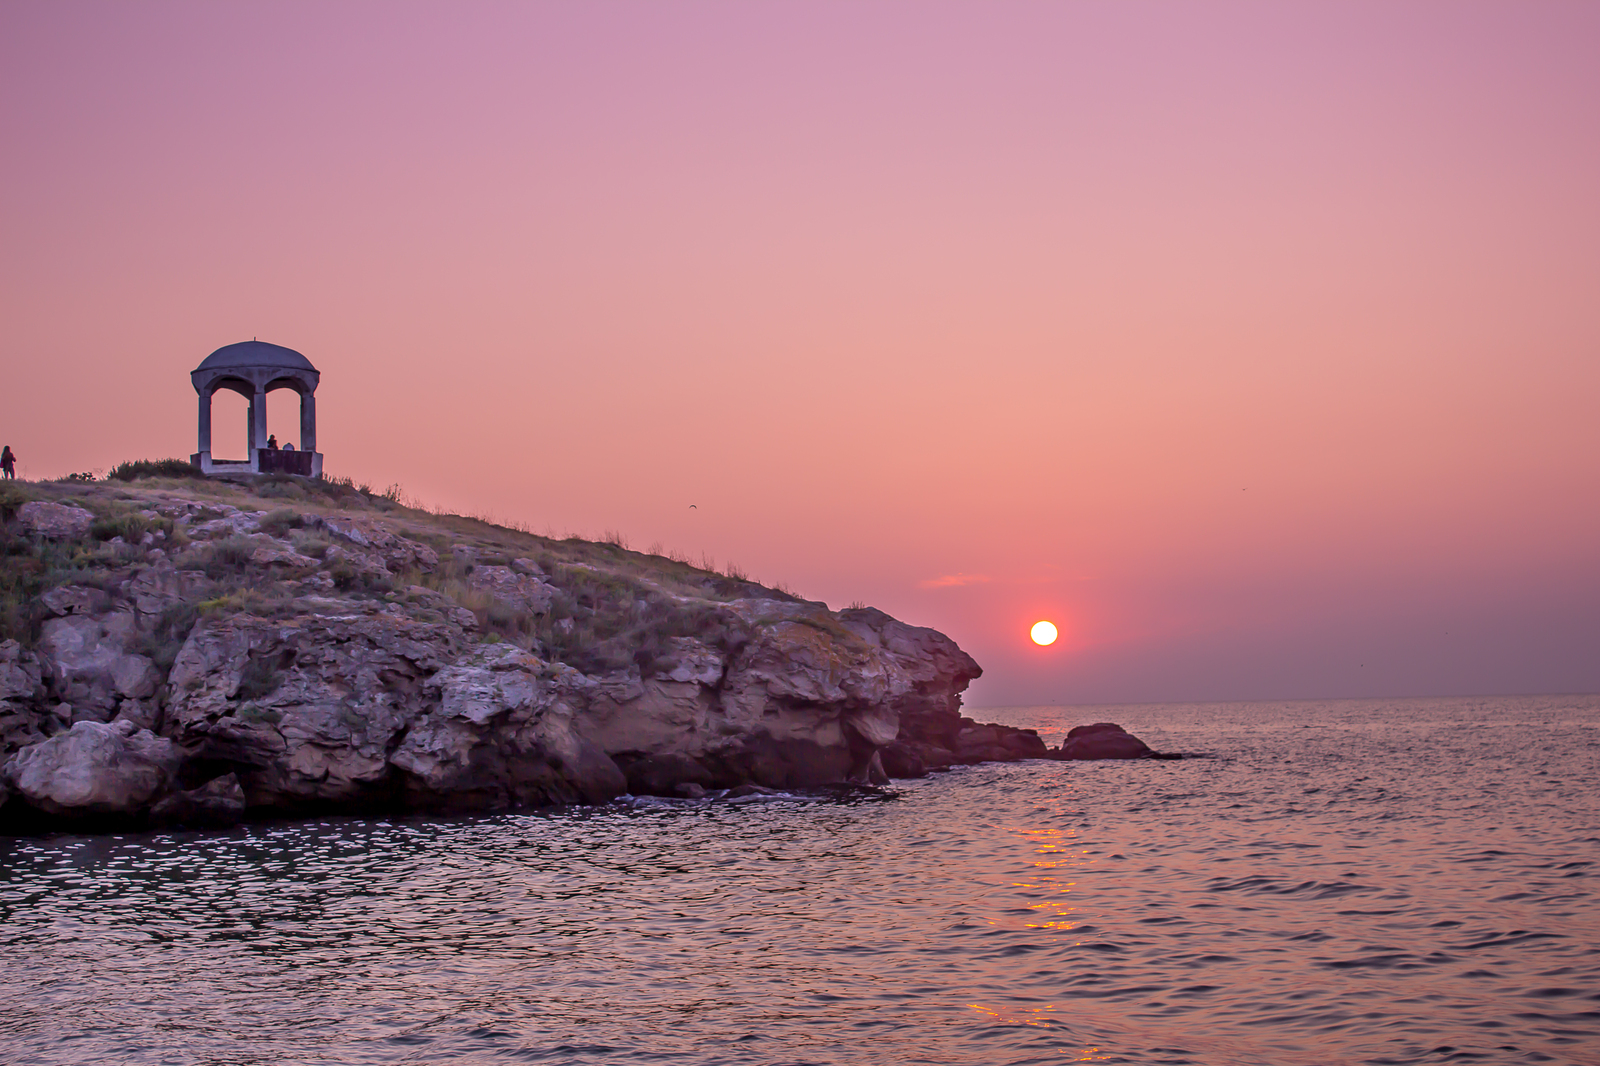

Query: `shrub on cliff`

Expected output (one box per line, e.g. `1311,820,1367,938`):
89,510,175,544
189,536,256,577
0,483,30,523
107,459,203,481
256,507,303,537
136,602,200,673
0,532,127,645
533,594,742,676
0,552,46,643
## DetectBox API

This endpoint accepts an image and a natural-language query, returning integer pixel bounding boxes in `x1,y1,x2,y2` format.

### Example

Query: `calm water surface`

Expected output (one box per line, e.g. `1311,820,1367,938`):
3,695,1598,1065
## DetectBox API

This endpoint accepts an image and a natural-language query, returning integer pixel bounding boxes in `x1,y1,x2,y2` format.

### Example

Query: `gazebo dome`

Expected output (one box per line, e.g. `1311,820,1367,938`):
195,340,317,373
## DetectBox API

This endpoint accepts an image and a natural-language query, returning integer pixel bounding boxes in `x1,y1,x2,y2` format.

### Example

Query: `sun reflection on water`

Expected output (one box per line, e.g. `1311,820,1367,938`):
964,1003,1111,1061
995,824,1092,932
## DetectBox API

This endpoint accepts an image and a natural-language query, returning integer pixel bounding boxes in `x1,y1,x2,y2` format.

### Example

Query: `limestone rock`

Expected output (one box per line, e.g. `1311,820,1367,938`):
317,515,440,573
0,640,45,701
1056,722,1153,760
39,613,161,717
127,565,214,617
844,704,900,748
390,643,626,808
166,610,464,807
189,509,266,537
70,704,115,725
652,638,724,685
0,484,999,831
323,544,392,583
568,598,978,790
114,698,160,731
428,642,541,725
837,606,983,756
40,585,111,617
250,544,319,569
2,719,180,815
950,720,1049,764
18,501,94,539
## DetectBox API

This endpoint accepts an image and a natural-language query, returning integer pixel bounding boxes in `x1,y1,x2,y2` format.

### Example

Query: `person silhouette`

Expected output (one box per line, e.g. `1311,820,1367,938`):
266,434,279,450
0,445,15,479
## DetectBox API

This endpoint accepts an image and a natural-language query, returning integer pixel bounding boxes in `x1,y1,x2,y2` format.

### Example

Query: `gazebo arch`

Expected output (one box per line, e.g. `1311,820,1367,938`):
191,341,323,476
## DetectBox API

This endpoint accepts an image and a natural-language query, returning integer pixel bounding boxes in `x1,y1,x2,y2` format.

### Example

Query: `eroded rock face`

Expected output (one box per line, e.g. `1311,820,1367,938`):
149,773,246,827
165,609,465,809
2,719,180,815
836,606,1001,775
390,643,625,809
573,598,980,791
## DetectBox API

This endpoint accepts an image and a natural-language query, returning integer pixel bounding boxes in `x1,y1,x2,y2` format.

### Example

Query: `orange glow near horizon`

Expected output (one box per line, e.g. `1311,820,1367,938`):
2,3,1597,705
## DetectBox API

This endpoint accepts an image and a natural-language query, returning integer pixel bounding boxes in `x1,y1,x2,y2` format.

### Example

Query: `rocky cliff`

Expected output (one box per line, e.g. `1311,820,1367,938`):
0,475,1055,831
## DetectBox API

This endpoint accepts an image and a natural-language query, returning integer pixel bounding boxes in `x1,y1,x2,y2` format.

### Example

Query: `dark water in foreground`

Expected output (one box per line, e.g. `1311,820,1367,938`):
3,695,1598,1065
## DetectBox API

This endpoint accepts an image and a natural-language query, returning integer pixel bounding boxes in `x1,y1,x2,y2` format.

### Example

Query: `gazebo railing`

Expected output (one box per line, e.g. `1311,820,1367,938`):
257,449,315,476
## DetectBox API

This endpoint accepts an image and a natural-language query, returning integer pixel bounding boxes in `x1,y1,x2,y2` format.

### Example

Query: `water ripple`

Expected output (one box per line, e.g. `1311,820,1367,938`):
1,695,1597,1064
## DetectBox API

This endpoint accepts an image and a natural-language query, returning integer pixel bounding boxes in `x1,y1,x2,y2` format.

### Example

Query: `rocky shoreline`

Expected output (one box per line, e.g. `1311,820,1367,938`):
0,477,1174,834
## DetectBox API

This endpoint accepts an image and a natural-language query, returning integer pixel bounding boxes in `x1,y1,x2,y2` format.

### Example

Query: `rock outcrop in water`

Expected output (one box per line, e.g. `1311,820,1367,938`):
1054,722,1153,760
0,475,1094,831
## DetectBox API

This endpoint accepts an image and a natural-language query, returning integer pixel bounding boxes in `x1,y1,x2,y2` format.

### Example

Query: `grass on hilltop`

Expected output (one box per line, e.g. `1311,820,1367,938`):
0,461,808,669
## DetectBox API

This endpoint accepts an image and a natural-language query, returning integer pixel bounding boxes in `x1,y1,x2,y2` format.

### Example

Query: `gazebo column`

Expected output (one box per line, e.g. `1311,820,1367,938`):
300,391,316,454
251,385,268,466
197,387,212,456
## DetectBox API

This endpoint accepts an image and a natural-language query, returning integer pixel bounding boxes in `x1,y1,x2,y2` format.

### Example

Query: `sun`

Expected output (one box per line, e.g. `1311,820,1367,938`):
1030,620,1058,646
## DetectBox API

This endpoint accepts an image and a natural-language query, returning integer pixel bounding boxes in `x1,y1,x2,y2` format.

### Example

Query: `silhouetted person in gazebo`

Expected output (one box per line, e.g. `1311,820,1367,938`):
266,434,279,450
0,446,15,479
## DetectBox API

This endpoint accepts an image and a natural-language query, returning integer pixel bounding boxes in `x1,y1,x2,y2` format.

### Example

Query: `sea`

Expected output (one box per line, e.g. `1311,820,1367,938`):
2,695,1598,1066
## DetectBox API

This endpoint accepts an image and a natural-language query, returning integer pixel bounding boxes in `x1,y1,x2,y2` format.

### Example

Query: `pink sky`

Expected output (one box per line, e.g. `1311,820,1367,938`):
3,2,1597,706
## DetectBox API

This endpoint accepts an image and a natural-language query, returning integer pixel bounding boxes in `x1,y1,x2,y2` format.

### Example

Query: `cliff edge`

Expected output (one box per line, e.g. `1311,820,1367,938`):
0,474,1042,830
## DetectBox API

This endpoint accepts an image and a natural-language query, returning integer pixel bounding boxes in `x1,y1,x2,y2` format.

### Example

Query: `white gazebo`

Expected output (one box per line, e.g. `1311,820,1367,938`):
190,341,323,476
